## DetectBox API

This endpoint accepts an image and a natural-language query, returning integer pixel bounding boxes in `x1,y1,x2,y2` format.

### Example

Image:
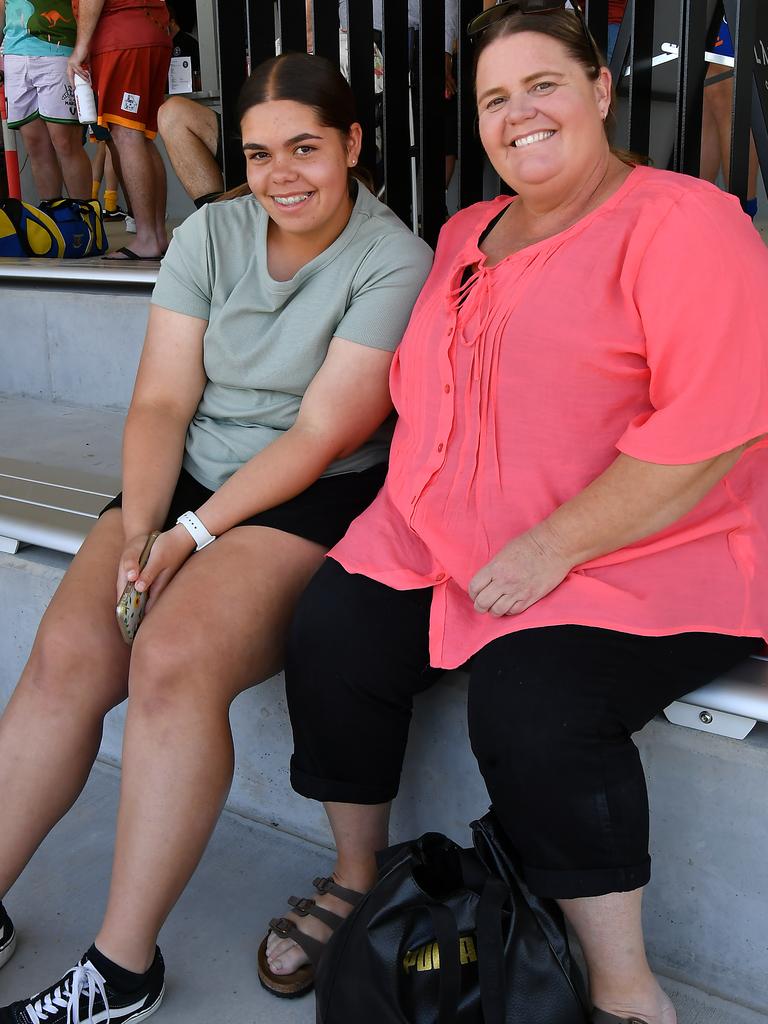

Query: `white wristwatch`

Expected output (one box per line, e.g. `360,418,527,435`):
176,510,216,551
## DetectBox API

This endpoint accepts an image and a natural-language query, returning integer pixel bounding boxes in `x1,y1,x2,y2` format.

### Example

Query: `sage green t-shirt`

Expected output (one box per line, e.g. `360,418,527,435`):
151,185,433,492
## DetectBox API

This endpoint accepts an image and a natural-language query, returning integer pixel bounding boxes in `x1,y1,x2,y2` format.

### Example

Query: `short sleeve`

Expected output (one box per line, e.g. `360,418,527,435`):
333,230,433,351
617,187,768,464
151,206,212,320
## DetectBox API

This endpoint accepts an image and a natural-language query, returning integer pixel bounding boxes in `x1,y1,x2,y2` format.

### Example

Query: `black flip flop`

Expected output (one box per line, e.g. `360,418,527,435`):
102,246,162,262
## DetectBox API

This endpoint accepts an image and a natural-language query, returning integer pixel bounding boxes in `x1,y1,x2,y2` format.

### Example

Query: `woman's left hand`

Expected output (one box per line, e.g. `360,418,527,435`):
134,525,197,611
468,527,573,617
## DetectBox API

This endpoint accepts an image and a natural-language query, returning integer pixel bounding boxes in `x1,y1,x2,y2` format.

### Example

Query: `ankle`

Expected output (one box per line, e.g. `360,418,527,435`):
591,976,675,1024
333,860,377,894
92,934,155,976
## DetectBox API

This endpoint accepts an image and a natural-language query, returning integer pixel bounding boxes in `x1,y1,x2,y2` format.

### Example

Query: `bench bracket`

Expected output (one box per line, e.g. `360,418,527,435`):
663,700,758,739
0,535,22,555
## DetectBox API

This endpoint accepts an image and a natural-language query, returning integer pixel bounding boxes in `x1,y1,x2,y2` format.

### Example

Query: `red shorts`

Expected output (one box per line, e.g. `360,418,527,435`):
91,44,171,138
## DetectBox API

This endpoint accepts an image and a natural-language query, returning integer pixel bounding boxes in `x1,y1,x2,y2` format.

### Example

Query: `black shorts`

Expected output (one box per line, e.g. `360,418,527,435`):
101,462,388,549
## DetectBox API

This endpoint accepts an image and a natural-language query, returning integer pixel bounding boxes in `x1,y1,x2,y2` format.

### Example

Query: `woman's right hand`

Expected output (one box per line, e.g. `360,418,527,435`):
116,533,152,603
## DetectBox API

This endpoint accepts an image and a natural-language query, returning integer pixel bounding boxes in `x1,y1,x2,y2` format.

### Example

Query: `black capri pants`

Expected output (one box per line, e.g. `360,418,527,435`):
286,558,761,900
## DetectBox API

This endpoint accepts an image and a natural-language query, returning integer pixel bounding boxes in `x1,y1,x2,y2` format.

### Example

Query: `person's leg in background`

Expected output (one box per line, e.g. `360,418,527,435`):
91,138,108,200
18,118,63,200
147,138,168,251
701,66,759,217
107,124,166,256
157,96,224,207
92,44,170,258
467,626,762,1024
701,16,759,219
30,55,92,200
45,121,92,200
4,55,65,201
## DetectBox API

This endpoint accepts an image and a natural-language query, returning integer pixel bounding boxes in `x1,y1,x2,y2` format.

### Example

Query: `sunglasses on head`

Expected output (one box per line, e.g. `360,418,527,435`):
468,0,602,69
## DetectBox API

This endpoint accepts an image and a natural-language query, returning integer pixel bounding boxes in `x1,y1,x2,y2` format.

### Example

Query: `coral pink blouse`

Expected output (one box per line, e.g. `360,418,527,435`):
331,166,768,668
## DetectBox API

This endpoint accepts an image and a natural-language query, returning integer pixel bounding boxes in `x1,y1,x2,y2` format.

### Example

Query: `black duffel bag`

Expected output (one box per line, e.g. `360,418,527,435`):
315,811,590,1024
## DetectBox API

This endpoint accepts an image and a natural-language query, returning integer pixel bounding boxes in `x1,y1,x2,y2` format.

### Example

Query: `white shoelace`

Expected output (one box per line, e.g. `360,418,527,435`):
24,961,110,1024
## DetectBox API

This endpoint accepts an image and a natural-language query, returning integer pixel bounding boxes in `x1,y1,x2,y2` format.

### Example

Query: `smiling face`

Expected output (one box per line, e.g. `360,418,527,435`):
476,31,612,200
241,99,362,241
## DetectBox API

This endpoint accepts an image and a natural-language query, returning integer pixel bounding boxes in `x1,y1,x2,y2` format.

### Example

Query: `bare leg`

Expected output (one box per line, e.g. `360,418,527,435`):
147,140,168,251
0,511,130,899
559,890,676,1024
46,121,93,200
93,526,325,972
157,97,223,203
19,118,63,200
108,124,165,257
91,140,107,196
266,800,389,975
104,146,119,194
703,66,759,200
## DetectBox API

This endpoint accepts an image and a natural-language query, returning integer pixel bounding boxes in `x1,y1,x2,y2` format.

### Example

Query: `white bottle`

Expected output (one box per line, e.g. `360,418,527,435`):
73,73,97,124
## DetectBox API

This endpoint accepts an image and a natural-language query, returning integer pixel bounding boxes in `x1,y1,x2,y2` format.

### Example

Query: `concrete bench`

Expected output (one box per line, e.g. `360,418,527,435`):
0,457,119,555
2,445,766,738
0,396,123,555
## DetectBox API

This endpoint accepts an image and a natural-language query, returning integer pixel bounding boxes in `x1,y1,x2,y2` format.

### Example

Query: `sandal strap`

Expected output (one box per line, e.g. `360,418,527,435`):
288,896,344,931
313,875,364,907
269,917,327,968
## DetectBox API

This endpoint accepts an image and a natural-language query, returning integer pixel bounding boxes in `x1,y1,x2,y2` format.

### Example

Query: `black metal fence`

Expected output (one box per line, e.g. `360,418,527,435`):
215,0,768,248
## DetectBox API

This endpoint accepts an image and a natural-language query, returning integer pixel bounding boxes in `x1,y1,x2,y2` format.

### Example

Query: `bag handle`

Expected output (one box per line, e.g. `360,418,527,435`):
476,877,510,1024
426,903,461,1024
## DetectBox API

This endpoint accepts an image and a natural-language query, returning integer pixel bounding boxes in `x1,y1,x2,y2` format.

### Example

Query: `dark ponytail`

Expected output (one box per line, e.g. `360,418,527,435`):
220,52,374,201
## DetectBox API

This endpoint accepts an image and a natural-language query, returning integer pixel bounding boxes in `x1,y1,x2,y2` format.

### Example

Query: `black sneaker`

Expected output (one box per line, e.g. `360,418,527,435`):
0,903,16,969
0,949,164,1024
103,207,128,222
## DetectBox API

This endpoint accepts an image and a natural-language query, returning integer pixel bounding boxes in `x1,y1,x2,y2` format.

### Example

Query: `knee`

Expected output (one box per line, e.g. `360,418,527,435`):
128,622,211,716
49,128,81,159
156,96,186,139
24,619,125,715
468,672,599,779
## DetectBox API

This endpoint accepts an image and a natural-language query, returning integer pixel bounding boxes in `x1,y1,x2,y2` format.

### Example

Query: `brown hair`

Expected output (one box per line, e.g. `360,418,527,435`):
219,52,373,201
473,9,642,167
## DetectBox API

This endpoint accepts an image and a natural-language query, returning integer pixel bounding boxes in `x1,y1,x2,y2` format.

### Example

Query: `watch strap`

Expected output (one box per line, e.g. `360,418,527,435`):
176,510,216,551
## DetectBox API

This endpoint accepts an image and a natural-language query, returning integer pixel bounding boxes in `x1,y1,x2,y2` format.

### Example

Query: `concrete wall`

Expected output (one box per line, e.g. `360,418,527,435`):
1,547,767,1014
0,284,149,410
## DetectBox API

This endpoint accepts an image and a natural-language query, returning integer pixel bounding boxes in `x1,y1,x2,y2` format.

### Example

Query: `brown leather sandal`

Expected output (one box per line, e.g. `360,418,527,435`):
592,1011,650,1024
257,875,364,999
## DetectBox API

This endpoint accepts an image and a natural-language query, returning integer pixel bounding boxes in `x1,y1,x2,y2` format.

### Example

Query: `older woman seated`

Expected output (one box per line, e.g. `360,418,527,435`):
262,4,768,1022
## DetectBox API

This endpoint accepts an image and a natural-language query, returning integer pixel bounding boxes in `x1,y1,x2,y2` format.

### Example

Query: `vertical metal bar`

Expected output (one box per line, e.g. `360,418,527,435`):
311,0,340,67
724,0,756,202
751,77,768,194
347,0,377,176
627,0,654,158
585,0,609,60
382,0,411,223
673,0,710,175
457,0,484,210
216,0,249,188
419,0,446,246
277,0,308,52
751,1,768,192
247,0,277,71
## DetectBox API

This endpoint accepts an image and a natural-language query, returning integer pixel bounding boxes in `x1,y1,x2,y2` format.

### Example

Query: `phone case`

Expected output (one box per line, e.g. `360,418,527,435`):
116,531,160,646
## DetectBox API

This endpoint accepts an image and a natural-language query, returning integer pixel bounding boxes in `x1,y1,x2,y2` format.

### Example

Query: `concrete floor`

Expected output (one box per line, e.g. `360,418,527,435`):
0,763,765,1024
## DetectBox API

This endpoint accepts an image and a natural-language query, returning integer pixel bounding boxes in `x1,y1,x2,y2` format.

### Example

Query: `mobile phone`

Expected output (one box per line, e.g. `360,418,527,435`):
116,530,160,646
